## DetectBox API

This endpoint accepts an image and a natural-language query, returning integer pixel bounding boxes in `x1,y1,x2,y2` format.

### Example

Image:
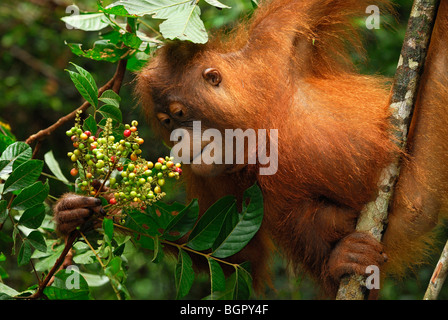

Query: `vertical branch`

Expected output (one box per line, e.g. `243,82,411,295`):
336,0,441,300
424,239,448,300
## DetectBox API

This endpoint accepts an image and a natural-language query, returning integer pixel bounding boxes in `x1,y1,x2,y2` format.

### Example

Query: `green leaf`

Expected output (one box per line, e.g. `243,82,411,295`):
27,231,47,253
61,13,109,31
98,105,123,123
187,195,235,251
204,0,231,9
105,256,126,284
72,250,95,265
67,63,98,108
67,41,129,63
82,115,98,136
0,135,14,156
207,258,225,298
0,142,32,175
0,200,7,225
100,4,134,17
103,218,114,240
175,249,194,299
158,4,207,43
44,151,70,185
99,90,121,108
211,184,263,258
151,235,164,263
126,52,151,72
163,199,199,241
122,32,143,49
3,160,43,194
18,204,46,229
44,269,91,300
17,241,32,266
233,264,252,300
150,201,186,230
109,0,208,43
0,283,19,298
11,180,49,211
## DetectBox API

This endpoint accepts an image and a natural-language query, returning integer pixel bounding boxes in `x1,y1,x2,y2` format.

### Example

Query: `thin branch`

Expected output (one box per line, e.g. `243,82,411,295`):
26,231,79,300
336,0,441,300
424,239,448,300
25,58,127,146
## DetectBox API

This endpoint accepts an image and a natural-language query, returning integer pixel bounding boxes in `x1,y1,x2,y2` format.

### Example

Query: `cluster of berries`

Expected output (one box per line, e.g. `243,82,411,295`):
66,113,181,209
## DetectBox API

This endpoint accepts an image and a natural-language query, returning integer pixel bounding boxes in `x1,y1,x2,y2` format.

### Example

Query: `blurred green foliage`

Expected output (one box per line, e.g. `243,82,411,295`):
0,0,447,300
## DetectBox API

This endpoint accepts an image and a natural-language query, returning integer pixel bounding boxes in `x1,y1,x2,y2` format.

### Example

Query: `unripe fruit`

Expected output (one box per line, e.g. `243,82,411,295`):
80,133,88,140
130,126,137,132
154,162,162,170
154,186,162,194
131,120,139,127
158,178,165,186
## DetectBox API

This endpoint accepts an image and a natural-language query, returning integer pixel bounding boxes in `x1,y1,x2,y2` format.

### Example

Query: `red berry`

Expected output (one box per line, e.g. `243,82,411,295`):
130,126,137,132
110,156,117,163
123,129,131,137
70,168,79,176
117,166,123,171
174,167,182,175
84,131,91,137
158,157,165,164
109,198,117,205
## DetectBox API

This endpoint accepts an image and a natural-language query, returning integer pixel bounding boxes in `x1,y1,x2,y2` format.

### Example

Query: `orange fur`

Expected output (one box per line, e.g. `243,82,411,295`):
136,0,448,297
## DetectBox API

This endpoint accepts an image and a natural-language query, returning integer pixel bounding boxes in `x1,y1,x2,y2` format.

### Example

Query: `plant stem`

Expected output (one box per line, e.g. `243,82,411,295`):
26,231,79,299
79,231,122,300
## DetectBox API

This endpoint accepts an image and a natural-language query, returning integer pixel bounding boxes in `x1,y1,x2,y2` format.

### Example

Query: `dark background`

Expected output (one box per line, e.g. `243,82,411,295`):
0,0,447,300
